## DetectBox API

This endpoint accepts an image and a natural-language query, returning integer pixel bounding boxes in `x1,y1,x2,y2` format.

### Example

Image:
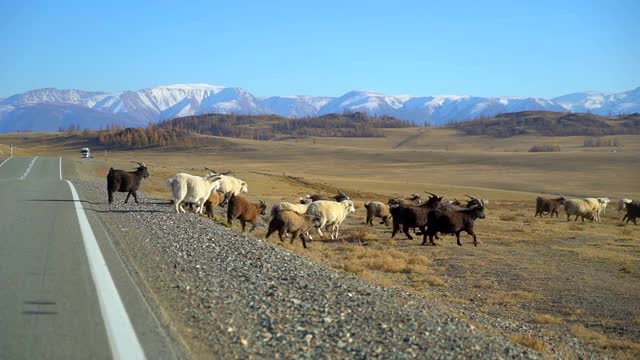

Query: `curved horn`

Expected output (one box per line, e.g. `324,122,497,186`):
465,194,479,201
425,191,440,198
132,161,145,167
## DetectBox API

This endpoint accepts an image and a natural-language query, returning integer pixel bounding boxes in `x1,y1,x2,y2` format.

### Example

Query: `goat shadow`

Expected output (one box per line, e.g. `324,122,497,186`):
26,199,102,205
90,208,167,214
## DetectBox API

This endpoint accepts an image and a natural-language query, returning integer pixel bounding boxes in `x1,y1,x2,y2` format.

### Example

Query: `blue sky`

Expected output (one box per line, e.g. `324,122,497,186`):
1,0,638,98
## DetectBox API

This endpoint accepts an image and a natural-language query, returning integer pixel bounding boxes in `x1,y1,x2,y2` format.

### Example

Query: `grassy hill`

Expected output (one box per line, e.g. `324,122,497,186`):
93,112,414,148
452,111,640,137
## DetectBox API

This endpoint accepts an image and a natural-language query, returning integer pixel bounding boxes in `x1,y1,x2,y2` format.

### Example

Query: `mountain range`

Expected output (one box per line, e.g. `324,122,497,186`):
0,84,638,132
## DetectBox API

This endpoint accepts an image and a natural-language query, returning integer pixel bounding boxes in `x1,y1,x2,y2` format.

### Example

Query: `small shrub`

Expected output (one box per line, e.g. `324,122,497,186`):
532,314,562,324
510,334,546,352
528,144,561,152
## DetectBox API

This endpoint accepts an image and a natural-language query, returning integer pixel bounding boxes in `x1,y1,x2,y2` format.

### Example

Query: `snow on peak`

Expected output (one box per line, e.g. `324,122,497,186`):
1,84,638,130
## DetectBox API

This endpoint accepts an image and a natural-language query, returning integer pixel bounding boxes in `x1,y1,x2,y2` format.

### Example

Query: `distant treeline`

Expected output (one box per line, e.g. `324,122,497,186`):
96,112,413,148
97,127,193,148
452,111,640,138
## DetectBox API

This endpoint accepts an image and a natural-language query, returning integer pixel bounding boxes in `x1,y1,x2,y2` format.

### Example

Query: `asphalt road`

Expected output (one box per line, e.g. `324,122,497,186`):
0,157,180,360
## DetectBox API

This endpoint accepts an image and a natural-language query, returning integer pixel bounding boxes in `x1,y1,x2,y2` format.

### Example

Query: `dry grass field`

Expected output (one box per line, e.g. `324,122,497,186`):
2,127,639,358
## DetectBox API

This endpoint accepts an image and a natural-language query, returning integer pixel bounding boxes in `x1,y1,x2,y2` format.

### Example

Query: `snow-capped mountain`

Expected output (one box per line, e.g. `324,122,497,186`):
552,87,640,115
0,84,638,132
260,96,333,118
318,90,410,117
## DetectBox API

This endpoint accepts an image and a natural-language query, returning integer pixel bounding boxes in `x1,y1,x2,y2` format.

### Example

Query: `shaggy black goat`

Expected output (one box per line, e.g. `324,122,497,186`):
107,161,149,204
423,197,486,247
389,193,443,240
622,200,640,225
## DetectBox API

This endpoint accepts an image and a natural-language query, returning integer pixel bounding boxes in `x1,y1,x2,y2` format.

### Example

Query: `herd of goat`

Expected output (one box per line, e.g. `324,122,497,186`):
106,162,640,248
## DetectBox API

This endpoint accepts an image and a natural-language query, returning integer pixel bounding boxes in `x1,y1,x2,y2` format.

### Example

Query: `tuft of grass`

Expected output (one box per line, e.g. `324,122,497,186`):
499,214,519,222
571,325,640,355
510,334,546,353
340,227,375,243
568,223,585,231
210,215,230,228
487,290,543,305
621,228,634,237
473,280,495,289
531,314,563,324
423,275,447,287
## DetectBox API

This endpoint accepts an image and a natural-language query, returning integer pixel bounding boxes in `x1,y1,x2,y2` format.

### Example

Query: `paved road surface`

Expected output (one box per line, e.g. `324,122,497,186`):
0,157,179,360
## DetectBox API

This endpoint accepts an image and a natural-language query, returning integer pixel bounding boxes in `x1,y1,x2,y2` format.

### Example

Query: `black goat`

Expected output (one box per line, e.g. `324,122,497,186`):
389,193,443,240
622,200,640,224
535,195,565,217
107,161,149,204
304,191,350,203
423,197,486,247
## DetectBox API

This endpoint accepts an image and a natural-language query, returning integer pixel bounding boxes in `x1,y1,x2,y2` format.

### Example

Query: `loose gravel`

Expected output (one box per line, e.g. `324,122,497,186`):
73,178,540,359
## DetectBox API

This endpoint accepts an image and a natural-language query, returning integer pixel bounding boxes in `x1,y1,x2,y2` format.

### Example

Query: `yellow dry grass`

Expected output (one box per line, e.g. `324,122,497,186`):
531,314,563,325
510,334,547,353
3,127,640,359
571,325,640,359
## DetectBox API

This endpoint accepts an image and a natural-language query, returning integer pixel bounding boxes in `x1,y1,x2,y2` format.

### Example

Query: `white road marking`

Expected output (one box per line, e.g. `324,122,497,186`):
59,157,62,180
65,180,146,360
19,156,39,180
0,156,12,168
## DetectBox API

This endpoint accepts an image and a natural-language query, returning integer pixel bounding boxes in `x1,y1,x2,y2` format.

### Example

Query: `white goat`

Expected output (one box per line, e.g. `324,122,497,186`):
584,198,609,221
206,172,248,196
305,200,356,240
564,199,597,222
271,201,310,218
167,173,221,214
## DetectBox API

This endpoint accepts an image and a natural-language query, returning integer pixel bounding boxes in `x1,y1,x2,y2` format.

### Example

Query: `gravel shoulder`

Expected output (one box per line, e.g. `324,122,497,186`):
72,176,540,359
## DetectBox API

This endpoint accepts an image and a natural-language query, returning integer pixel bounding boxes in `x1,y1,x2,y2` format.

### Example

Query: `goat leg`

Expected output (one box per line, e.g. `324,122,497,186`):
124,191,132,203
467,229,478,247
391,223,399,238
300,233,308,249
289,231,298,244
455,232,462,246
402,225,413,240
429,234,437,246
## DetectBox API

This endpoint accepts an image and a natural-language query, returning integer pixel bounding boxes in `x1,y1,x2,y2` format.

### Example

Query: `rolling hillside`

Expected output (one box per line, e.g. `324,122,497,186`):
451,111,640,137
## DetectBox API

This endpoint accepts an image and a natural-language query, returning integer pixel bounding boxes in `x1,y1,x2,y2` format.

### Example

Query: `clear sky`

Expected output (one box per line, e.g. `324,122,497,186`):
1,0,638,98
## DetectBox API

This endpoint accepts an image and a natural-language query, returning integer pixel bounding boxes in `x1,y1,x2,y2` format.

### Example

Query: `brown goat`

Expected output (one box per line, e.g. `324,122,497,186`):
535,195,565,217
204,190,227,218
266,210,321,248
226,194,267,232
